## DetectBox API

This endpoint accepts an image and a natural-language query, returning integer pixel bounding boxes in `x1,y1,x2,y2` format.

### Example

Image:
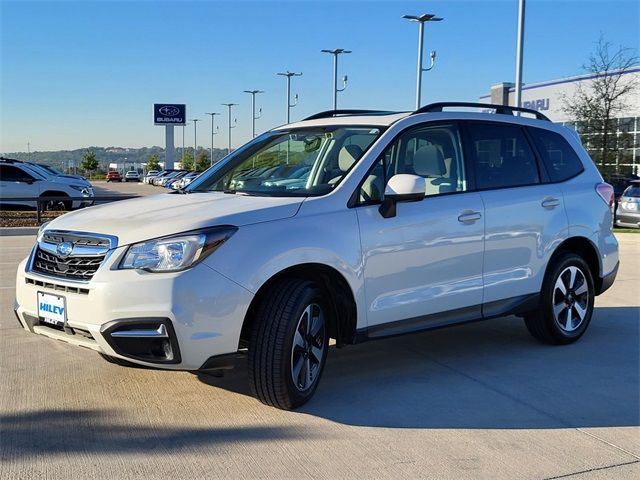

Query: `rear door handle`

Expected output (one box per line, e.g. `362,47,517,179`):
458,210,482,223
541,197,560,208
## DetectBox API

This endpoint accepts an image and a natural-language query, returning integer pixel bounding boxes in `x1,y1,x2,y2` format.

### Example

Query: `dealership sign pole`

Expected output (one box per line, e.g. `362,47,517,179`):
154,104,186,169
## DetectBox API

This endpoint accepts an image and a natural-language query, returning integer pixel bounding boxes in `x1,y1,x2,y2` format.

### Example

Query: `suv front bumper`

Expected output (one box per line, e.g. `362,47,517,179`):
14,251,253,370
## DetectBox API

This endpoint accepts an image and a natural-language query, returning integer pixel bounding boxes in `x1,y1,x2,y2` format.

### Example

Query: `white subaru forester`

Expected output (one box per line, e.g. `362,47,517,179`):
15,103,619,409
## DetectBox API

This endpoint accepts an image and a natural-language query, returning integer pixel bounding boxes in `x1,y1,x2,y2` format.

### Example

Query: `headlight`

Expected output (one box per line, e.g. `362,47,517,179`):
70,184,90,195
119,226,237,272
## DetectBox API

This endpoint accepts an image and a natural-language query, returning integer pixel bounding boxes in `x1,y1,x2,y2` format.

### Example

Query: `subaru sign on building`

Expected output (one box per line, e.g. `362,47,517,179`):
153,104,186,125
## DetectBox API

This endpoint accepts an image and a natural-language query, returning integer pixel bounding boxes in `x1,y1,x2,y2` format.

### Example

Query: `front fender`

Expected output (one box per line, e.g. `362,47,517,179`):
203,208,367,328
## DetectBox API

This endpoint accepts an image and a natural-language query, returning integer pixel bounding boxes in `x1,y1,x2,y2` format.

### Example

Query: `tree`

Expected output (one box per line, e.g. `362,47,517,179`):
196,151,210,171
562,36,639,177
147,153,161,171
80,150,99,178
180,150,195,171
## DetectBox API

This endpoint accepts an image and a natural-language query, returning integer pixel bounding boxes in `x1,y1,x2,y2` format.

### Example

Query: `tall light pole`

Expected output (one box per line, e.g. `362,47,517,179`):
514,0,526,108
190,119,199,171
243,90,264,138
221,103,238,153
205,112,220,166
403,13,443,109
277,71,302,123
321,49,351,109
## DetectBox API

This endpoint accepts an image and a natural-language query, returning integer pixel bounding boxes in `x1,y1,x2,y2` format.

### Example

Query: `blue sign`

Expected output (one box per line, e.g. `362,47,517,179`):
154,104,186,125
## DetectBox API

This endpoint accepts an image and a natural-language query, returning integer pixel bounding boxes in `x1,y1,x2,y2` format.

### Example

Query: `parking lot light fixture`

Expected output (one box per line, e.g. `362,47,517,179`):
277,71,302,123
243,90,264,138
403,13,443,109
205,112,220,167
221,103,238,153
321,49,351,109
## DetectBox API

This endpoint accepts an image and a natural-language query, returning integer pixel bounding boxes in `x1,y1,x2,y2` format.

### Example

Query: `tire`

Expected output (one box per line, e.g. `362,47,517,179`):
40,192,71,211
98,352,139,368
248,278,330,410
524,253,595,345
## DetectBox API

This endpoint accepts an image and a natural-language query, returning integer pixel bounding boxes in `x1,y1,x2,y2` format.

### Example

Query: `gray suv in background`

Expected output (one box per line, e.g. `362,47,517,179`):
615,180,640,228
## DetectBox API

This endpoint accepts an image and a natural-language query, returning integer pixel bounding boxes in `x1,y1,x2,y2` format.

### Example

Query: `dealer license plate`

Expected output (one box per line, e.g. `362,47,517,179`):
37,292,67,327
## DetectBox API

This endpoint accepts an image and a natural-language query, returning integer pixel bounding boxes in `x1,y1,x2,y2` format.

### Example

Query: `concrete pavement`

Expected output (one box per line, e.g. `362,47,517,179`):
0,234,638,479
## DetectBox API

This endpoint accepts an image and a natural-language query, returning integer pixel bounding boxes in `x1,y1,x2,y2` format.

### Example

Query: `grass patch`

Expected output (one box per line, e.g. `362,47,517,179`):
1,210,67,228
614,227,640,234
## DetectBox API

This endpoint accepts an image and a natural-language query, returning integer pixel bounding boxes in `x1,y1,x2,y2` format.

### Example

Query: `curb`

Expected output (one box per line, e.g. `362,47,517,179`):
0,227,39,236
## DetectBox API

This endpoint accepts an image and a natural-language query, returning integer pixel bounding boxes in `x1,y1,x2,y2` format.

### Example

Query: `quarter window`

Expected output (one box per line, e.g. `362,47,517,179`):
466,123,540,189
358,124,467,203
529,128,584,182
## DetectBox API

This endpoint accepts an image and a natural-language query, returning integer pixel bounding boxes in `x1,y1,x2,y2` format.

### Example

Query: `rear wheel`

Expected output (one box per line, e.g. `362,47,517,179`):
524,253,594,345
248,278,329,410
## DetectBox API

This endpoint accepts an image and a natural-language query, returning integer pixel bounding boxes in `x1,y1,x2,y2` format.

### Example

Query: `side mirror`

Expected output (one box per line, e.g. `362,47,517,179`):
379,174,425,218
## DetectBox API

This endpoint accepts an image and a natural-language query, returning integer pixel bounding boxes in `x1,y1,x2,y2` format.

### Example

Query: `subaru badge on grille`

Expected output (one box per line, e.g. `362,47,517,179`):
56,241,74,258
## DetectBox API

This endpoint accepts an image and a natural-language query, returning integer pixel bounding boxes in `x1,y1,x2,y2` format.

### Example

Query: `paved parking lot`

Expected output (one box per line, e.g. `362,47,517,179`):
0,233,638,479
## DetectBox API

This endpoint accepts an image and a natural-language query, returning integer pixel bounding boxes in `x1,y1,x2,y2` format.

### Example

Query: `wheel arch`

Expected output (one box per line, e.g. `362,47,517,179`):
239,263,358,349
548,236,601,289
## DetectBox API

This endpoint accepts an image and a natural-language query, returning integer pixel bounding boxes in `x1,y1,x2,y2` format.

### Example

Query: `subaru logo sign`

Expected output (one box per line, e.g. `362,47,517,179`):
154,103,186,125
56,241,74,258
159,106,180,116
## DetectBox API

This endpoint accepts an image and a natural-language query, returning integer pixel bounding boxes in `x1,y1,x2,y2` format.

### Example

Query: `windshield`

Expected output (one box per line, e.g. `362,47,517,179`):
623,185,640,197
187,126,382,196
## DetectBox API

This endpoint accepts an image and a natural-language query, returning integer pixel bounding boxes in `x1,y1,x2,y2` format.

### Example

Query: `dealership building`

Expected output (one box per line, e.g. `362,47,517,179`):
480,67,640,175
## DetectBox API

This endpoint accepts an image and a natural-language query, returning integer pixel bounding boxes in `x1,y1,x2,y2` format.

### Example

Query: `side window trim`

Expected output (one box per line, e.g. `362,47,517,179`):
349,120,469,208
522,126,551,183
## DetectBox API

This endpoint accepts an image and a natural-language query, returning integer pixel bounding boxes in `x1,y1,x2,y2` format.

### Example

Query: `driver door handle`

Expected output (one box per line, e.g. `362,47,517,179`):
458,210,482,223
541,197,560,209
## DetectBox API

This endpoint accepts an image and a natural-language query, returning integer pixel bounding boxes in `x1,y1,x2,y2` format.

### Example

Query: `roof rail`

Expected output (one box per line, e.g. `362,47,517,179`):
0,157,21,163
413,102,551,121
302,109,400,121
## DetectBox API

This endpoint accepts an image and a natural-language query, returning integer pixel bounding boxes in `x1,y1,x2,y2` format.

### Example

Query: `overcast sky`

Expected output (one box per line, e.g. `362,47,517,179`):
1,0,638,153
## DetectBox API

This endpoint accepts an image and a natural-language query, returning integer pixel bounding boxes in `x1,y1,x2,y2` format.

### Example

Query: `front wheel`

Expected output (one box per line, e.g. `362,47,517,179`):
524,253,595,345
248,278,329,410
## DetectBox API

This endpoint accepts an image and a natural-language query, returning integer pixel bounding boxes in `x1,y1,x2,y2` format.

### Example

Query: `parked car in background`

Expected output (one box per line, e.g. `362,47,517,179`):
163,171,189,189
124,171,140,182
0,158,94,210
151,169,178,186
34,163,88,182
615,180,640,228
172,172,200,190
155,170,186,187
106,171,122,182
144,170,160,184
15,103,619,410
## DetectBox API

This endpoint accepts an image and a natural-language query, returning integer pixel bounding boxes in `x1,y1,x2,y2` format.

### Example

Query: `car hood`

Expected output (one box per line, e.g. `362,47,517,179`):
45,192,304,245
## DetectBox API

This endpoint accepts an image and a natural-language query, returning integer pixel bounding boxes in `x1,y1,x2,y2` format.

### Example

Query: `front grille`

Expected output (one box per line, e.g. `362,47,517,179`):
42,232,110,248
25,277,89,295
33,247,105,281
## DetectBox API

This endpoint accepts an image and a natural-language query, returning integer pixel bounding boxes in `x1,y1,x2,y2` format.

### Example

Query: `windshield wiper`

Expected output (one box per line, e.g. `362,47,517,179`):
223,189,236,194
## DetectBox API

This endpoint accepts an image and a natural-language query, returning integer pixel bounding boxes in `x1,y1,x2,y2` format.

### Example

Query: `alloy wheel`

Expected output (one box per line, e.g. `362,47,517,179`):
552,266,590,332
290,303,325,392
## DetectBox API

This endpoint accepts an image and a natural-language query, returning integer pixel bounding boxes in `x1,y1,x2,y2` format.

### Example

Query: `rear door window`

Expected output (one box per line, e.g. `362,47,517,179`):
465,123,540,190
528,127,584,182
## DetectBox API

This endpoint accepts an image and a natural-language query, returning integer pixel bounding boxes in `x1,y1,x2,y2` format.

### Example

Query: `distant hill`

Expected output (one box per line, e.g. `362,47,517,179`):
1,146,229,172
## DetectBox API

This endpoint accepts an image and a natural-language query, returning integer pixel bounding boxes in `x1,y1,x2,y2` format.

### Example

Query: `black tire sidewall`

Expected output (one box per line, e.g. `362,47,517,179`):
280,284,330,407
541,253,595,342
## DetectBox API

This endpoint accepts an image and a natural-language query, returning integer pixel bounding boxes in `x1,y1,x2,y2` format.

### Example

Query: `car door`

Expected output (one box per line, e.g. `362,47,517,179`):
462,121,569,313
0,164,41,208
354,122,485,337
